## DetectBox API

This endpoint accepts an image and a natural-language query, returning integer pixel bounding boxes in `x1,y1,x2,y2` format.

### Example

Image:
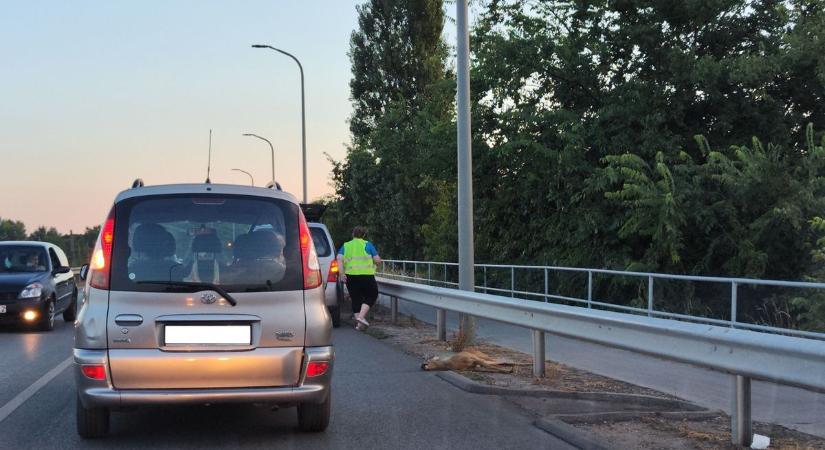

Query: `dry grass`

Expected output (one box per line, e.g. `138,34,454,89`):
449,329,469,352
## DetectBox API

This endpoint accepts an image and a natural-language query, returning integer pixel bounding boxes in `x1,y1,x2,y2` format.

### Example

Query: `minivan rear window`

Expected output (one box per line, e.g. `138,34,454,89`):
110,195,302,293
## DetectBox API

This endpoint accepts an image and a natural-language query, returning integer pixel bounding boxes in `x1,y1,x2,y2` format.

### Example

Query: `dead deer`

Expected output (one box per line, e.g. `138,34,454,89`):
420,348,514,373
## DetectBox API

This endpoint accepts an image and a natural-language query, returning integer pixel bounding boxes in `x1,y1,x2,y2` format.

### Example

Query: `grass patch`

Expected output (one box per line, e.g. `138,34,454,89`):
461,371,492,383
366,328,391,339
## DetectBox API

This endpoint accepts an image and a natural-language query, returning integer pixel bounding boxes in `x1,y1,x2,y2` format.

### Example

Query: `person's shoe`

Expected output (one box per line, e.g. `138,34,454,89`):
355,322,366,331
355,317,370,329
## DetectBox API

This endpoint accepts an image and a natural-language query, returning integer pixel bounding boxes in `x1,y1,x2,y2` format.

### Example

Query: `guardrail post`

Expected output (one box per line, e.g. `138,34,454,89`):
647,275,654,317
544,268,549,302
511,267,515,297
391,296,398,324
483,266,487,294
436,309,446,341
532,329,545,378
731,282,738,327
587,271,593,309
443,263,448,286
731,375,752,447
428,263,432,286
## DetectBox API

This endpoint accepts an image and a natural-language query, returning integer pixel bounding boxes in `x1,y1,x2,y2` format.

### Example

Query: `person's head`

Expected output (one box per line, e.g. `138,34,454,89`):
352,226,367,239
26,253,39,267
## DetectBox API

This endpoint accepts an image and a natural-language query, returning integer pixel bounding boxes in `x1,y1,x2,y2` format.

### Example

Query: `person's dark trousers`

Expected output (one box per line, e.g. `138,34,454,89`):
346,274,378,314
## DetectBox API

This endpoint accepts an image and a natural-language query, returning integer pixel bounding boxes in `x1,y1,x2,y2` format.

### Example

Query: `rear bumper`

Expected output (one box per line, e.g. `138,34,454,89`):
75,346,333,409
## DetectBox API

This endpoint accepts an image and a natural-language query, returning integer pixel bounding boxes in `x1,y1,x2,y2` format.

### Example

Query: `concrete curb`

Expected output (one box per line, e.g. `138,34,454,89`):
436,370,719,449
555,410,722,424
534,418,613,450
435,371,703,411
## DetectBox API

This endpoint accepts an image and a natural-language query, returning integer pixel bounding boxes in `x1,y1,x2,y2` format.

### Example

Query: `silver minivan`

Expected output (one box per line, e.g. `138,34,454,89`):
74,182,333,438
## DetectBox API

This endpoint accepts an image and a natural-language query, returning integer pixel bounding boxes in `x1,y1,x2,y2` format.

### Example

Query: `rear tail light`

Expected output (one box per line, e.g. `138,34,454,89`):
81,364,106,380
298,213,322,289
328,259,339,283
306,361,329,377
88,207,116,290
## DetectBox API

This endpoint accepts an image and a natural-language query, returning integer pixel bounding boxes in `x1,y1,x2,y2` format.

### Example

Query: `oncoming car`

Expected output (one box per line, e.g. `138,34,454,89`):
74,181,333,438
0,241,77,330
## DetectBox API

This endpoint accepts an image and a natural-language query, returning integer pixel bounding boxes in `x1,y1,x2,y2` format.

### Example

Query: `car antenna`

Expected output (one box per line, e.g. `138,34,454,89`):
205,129,212,184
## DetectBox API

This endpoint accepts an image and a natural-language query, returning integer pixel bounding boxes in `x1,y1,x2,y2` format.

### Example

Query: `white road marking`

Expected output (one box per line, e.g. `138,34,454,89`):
0,356,73,424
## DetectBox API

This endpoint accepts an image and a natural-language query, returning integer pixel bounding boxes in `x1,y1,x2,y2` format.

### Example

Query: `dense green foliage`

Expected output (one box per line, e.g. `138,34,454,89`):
331,0,825,330
332,0,456,259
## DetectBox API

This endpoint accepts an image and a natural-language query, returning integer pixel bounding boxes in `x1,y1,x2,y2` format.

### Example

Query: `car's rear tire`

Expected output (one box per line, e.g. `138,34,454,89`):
63,289,78,322
297,392,331,432
76,394,109,438
39,299,55,331
329,305,341,328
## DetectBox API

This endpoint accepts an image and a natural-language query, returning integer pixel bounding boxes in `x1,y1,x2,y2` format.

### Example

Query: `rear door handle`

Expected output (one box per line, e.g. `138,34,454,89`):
115,314,143,326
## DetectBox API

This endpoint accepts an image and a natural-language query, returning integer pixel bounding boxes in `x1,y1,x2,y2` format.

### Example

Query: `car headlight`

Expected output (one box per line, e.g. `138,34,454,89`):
18,283,43,299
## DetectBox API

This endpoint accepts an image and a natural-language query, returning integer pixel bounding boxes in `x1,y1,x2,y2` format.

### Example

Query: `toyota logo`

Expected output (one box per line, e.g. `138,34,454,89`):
200,292,218,304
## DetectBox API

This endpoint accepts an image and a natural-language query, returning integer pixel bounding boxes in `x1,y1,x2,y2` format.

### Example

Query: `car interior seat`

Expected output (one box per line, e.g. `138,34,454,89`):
129,223,177,282
187,232,223,283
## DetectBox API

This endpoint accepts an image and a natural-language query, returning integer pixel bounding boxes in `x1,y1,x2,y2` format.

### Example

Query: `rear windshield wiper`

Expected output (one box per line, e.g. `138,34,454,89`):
136,281,238,306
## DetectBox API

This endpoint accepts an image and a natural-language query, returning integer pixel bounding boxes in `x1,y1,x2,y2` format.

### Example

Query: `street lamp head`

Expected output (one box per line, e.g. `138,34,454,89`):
251,44,268,49
242,133,254,136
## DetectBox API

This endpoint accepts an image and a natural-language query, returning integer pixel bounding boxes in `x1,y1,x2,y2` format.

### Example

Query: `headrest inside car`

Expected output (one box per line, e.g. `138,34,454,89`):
191,233,222,254
132,223,175,258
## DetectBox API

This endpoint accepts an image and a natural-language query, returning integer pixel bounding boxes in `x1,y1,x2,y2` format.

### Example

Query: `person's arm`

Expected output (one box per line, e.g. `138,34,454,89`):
366,242,382,266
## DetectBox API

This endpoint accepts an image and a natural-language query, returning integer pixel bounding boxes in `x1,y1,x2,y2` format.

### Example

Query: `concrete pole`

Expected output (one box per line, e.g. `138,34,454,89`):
456,0,475,344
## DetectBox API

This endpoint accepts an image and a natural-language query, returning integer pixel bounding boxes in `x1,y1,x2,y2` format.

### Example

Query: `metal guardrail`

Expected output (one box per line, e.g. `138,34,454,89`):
378,259,825,340
376,276,825,446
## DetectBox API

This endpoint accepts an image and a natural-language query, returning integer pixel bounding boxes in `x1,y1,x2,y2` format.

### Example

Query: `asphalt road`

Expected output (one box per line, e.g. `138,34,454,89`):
0,317,573,450
387,296,825,438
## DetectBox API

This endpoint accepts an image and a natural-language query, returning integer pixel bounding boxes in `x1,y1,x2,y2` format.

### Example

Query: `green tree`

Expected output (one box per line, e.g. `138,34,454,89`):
0,218,27,241
29,226,65,248
334,0,453,259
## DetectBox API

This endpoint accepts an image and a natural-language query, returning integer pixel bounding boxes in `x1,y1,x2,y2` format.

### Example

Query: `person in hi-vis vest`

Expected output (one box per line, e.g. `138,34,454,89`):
337,226,381,331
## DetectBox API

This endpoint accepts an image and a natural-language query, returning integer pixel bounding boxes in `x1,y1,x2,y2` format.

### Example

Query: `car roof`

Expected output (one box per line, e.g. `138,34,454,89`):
0,241,52,249
114,183,299,205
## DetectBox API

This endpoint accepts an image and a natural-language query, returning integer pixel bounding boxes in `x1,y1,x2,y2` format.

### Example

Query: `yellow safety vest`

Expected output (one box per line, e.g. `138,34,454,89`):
342,238,376,275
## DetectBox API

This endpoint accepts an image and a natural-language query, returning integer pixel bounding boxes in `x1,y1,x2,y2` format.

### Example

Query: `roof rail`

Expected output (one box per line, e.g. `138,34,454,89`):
265,181,283,191
132,178,144,188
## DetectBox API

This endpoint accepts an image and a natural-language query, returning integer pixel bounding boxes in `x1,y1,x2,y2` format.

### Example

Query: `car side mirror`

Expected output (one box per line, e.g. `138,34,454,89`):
53,266,72,275
79,265,89,280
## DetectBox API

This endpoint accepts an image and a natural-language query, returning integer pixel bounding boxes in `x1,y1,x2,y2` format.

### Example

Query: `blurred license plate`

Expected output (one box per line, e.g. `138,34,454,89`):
0,305,5,314
165,325,250,345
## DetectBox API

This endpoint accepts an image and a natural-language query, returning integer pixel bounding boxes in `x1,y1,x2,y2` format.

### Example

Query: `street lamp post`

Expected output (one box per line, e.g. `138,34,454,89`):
242,133,275,185
251,44,307,203
456,0,475,345
231,168,254,186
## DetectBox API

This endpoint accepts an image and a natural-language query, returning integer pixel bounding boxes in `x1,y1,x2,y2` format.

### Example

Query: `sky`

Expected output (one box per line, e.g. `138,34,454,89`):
0,1,366,233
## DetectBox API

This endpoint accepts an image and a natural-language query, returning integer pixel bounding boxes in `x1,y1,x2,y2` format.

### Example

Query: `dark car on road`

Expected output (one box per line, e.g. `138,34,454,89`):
0,241,78,330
